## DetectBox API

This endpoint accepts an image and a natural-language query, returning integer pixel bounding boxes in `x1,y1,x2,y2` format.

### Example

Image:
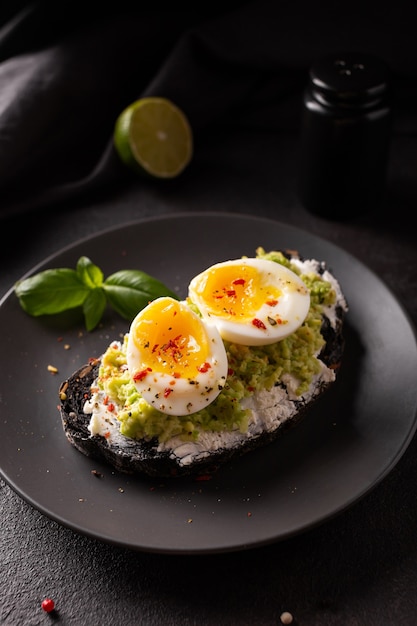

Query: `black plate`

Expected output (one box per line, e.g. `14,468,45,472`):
1,212,417,554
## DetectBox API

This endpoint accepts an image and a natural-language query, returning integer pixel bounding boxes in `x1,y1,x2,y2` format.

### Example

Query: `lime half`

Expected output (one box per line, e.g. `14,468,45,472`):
114,97,193,179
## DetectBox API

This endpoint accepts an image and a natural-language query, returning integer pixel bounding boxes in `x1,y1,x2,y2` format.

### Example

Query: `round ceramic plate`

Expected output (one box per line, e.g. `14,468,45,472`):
1,212,417,554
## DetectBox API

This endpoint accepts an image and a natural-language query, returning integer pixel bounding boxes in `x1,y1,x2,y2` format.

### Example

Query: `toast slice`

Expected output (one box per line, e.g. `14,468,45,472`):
59,252,348,478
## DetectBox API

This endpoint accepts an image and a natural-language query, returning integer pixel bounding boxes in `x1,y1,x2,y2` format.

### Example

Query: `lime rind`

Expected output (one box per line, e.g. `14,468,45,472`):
114,105,136,169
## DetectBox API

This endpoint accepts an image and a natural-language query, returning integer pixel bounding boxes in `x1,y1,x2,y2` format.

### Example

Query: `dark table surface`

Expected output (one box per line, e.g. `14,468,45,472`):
2,122,417,626
1,4,417,623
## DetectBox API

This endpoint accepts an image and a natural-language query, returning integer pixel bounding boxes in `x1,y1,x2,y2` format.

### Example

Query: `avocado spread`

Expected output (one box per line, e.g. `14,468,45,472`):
95,249,336,443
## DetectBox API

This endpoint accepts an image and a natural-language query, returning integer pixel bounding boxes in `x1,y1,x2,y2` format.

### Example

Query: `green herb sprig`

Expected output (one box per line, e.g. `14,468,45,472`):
14,256,178,331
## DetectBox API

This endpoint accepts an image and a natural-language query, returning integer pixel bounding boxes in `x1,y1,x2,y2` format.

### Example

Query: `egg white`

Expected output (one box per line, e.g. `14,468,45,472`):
188,258,310,346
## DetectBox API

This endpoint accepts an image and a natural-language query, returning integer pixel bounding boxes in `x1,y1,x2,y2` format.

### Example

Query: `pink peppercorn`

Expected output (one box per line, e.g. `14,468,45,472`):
41,598,55,613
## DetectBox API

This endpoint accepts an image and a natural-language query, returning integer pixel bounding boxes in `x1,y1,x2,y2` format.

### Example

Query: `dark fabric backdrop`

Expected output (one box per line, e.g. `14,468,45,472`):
1,1,416,214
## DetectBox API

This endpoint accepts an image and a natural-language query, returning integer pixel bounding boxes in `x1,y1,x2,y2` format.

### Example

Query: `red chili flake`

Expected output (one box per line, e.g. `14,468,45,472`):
107,403,115,412
247,386,255,392
161,336,183,362
152,344,159,353
173,372,181,379
41,598,55,613
197,362,211,373
164,388,173,398
247,511,252,517
104,431,110,439
133,368,152,382
103,395,109,405
266,299,278,306
227,368,235,376
226,289,236,297
214,294,224,299
232,278,245,285
195,474,212,481
252,318,266,330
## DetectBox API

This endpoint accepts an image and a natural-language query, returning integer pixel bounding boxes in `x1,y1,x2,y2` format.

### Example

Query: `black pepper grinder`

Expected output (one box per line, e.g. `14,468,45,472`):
297,52,392,219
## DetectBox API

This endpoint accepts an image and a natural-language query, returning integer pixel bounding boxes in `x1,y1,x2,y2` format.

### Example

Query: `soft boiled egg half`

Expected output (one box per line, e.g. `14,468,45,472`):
126,297,228,416
188,258,310,346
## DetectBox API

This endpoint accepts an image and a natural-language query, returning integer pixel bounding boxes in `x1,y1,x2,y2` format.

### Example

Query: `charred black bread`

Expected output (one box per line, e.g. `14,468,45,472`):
59,253,348,478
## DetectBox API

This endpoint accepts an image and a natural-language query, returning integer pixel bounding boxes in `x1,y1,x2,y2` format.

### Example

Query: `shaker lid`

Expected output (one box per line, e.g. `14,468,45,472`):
309,52,390,107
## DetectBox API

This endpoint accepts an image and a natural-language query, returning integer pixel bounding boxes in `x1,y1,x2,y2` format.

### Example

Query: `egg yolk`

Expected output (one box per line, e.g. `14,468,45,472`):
191,263,282,322
131,298,210,378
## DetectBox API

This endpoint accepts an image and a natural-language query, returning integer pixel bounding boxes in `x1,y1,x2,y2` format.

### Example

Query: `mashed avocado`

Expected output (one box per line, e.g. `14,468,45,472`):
96,249,335,443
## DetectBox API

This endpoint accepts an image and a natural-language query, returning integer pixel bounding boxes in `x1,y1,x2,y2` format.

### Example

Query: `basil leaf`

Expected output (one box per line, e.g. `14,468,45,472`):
83,288,107,331
14,258,178,330
15,268,90,316
76,256,104,288
104,269,178,320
